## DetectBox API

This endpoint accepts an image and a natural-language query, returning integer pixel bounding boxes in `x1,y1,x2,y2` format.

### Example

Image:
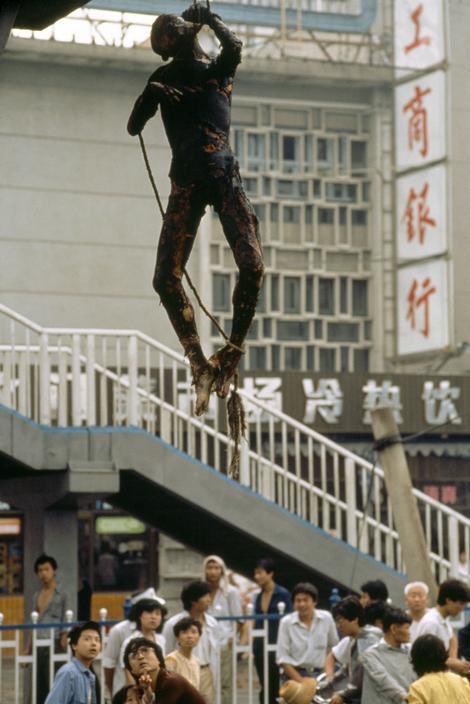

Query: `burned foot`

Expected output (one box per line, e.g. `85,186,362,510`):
194,365,217,416
208,344,242,398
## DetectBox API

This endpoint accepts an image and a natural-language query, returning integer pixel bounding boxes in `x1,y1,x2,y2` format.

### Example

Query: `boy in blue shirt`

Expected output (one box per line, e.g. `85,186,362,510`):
45,621,102,704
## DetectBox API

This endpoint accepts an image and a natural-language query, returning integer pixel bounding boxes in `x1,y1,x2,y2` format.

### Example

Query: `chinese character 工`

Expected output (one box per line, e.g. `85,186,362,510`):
404,4,432,54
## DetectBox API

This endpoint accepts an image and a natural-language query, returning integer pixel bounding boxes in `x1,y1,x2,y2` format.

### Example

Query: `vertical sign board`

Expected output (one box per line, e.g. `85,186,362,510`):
394,1,450,357
397,258,449,355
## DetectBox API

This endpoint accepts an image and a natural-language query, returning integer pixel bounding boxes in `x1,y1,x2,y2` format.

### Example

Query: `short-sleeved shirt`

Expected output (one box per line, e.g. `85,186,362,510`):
253,584,293,644
408,671,470,704
414,607,453,650
163,610,221,675
33,585,69,639
207,586,242,645
165,649,201,690
102,619,136,695
276,609,339,670
332,626,382,666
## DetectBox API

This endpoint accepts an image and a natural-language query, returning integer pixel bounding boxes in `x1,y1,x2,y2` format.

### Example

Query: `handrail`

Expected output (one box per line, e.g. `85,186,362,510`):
1,302,469,580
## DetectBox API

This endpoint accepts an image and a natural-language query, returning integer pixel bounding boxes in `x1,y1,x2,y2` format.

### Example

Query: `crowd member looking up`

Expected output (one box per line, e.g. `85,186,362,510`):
121,599,167,683
276,582,338,681
203,555,243,704
359,580,389,607
326,596,381,704
165,617,202,690
45,621,102,704
163,580,221,704
361,607,416,704
31,554,70,704
252,558,292,704
103,588,166,698
415,578,470,674
404,581,429,642
408,634,470,703
122,637,206,704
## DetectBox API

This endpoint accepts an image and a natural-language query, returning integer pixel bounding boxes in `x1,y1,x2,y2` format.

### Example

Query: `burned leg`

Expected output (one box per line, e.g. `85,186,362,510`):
153,182,215,412
211,171,264,392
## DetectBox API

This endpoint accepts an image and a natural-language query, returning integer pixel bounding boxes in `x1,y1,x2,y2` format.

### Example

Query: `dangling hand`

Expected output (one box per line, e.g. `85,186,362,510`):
147,82,183,105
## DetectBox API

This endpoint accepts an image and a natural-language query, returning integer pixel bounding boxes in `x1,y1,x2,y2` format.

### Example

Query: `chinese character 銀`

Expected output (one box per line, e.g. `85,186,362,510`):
403,182,436,245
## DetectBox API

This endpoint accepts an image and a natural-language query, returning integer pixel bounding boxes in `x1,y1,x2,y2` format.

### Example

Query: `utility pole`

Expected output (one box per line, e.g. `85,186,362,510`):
371,407,438,601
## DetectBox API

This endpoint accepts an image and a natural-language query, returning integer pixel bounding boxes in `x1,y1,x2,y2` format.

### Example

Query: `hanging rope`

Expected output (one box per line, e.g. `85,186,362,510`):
137,133,246,478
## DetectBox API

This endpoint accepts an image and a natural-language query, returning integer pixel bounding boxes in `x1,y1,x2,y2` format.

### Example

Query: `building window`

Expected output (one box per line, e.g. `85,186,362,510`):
319,278,335,315
319,347,336,371
282,135,300,171
278,321,309,340
213,273,231,312
271,345,281,369
285,347,302,369
284,277,301,313
352,279,368,316
340,277,348,314
247,133,265,171
271,274,280,311
354,347,369,371
249,346,266,369
306,275,314,312
327,322,359,342
351,140,367,173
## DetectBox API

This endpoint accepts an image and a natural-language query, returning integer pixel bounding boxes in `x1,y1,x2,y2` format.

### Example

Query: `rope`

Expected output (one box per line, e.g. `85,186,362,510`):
138,134,243,354
137,132,246,477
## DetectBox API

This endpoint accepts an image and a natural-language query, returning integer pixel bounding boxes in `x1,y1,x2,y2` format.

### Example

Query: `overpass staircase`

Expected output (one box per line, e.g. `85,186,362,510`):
0,304,468,600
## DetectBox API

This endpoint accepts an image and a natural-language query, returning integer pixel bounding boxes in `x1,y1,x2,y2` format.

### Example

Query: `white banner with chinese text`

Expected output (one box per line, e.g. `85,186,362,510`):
397,258,450,355
396,164,447,261
395,70,446,172
394,0,445,77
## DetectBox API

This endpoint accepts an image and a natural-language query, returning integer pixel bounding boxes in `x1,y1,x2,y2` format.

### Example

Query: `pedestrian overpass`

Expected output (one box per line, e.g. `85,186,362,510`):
0,304,468,603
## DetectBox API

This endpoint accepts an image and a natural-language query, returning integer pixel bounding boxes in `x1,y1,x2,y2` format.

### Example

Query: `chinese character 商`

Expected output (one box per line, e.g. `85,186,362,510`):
403,85,432,158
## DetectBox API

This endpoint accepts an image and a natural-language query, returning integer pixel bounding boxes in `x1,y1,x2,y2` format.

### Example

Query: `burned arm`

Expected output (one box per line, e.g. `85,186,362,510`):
209,14,242,75
127,68,166,136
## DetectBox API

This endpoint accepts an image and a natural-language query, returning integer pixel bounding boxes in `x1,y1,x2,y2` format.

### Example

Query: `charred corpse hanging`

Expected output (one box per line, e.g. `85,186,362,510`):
128,2,264,416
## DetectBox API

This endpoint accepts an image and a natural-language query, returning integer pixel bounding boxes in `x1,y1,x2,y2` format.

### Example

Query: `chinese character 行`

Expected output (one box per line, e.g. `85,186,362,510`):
422,380,462,425
362,380,403,424
302,379,343,424
404,4,432,54
241,377,282,423
403,182,436,245
406,277,436,338
403,85,432,158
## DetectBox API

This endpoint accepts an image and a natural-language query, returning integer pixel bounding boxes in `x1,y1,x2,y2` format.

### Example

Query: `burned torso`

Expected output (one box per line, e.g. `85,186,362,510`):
150,57,237,184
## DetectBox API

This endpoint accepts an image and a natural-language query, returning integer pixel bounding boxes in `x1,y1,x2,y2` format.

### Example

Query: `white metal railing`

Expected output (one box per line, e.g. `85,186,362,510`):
0,610,282,704
1,303,469,582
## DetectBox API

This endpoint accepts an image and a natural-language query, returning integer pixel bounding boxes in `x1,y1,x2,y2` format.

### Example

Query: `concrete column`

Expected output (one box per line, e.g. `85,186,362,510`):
44,511,78,618
370,407,438,601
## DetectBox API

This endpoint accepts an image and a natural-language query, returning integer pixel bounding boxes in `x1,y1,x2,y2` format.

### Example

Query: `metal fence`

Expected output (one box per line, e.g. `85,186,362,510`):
0,609,283,704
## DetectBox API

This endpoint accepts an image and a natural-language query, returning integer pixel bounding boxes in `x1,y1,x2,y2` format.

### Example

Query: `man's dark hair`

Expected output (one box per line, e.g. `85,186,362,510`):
255,558,275,574
360,579,389,602
68,621,101,652
128,599,167,631
112,685,139,704
34,554,58,573
181,580,211,611
332,596,365,626
292,582,318,603
437,579,470,606
382,607,411,633
363,600,388,627
411,634,448,677
173,616,202,637
123,637,165,673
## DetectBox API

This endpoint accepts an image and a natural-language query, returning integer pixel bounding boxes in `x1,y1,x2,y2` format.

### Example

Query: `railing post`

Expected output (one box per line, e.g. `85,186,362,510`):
72,334,81,426
128,335,138,426
448,516,460,578
39,332,50,424
239,439,250,487
345,458,358,548
86,335,96,426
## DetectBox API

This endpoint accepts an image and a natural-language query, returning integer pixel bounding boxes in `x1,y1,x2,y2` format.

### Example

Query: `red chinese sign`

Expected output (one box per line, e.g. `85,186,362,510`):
403,85,432,157
404,4,432,54
403,182,436,244
406,277,436,338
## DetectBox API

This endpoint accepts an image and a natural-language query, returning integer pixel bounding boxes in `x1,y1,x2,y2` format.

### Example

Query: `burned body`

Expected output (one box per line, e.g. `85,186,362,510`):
128,4,264,414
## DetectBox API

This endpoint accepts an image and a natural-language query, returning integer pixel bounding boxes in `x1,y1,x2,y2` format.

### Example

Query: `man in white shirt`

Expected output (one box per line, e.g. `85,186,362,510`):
404,581,429,642
276,582,338,681
415,578,470,675
163,580,221,704
203,555,243,704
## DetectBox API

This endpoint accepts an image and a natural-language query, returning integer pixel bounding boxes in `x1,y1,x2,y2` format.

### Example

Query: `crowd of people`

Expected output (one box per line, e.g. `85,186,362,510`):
30,552,470,704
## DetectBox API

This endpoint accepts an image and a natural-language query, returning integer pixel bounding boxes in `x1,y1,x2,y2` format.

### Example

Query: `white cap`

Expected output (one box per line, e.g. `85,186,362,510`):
130,587,166,606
